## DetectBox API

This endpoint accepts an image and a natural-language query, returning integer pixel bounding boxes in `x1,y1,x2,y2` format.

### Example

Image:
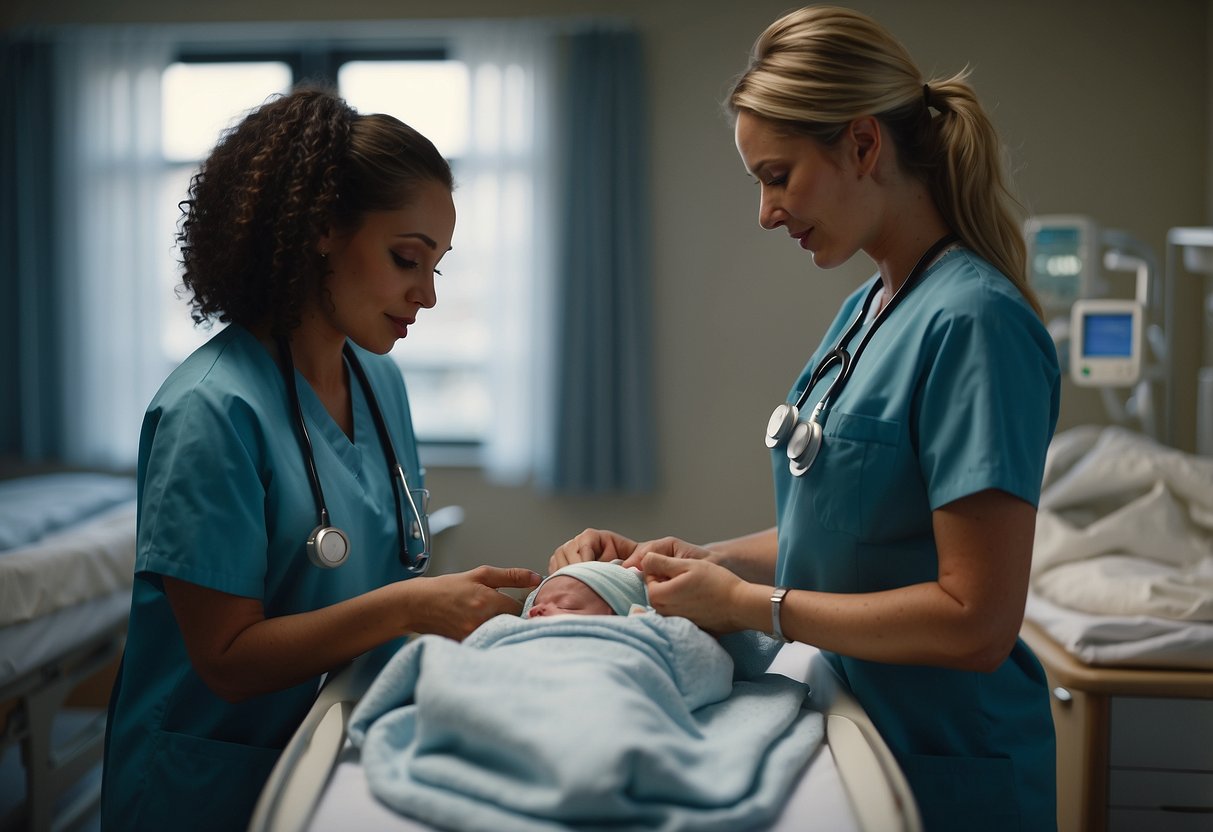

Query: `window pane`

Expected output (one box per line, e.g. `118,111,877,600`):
342,58,483,443
338,61,469,158
389,228,491,442
161,62,292,161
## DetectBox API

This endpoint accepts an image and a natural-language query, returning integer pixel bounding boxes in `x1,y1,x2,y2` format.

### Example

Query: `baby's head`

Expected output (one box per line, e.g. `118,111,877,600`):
522,560,648,618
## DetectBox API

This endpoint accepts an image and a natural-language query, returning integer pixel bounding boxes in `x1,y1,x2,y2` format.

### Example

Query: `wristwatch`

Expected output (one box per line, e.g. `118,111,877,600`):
770,586,790,643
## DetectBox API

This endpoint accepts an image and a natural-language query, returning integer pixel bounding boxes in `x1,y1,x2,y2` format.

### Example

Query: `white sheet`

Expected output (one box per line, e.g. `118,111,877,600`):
307,741,852,832
0,500,137,627
1032,426,1213,621
1024,591,1213,670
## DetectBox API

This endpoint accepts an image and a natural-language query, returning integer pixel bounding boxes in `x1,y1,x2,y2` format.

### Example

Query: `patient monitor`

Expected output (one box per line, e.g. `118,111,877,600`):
1025,215,1100,313
1025,214,1164,438
1069,298,1143,386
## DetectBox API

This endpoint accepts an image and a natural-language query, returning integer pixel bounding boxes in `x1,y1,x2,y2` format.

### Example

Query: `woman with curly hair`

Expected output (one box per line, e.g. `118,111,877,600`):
551,7,1059,829
100,87,540,831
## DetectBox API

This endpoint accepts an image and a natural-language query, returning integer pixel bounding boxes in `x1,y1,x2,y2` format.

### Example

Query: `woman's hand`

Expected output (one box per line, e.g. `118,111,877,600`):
640,550,747,634
620,536,714,570
410,566,541,641
162,565,541,701
548,529,639,572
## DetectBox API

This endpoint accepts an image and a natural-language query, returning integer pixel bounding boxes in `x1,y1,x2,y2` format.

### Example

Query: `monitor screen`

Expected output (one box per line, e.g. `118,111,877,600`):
1081,312,1133,357
1029,225,1087,309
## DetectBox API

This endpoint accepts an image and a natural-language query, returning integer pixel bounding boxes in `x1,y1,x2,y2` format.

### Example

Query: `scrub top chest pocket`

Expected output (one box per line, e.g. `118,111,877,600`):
810,411,901,537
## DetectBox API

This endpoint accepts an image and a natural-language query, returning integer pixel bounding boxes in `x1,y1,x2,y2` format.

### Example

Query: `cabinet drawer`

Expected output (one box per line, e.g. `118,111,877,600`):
1108,808,1213,832
1110,697,1213,770
1109,769,1213,811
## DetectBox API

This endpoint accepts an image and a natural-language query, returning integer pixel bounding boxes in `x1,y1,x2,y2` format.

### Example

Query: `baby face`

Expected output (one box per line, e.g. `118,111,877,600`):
526,576,613,617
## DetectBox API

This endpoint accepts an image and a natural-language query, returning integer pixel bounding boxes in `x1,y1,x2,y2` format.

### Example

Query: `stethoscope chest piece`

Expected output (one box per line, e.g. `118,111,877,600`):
307,525,351,569
786,417,823,476
765,403,799,448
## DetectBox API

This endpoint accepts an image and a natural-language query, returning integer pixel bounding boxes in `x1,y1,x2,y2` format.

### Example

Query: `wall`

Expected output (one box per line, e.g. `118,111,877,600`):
4,0,1208,575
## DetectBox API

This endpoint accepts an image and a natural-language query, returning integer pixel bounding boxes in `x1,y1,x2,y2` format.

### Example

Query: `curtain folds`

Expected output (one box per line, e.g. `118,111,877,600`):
54,29,173,468
547,28,656,493
0,37,61,462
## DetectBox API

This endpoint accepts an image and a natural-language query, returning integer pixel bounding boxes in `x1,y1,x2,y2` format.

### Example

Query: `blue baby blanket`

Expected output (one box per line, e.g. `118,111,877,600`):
348,611,823,831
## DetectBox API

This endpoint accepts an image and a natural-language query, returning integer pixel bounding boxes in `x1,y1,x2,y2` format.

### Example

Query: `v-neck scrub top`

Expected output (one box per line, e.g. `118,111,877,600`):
101,325,423,831
773,249,1060,832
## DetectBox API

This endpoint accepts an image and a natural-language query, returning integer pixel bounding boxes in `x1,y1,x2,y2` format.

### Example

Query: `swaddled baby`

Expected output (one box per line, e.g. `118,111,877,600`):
350,556,820,832
522,560,649,618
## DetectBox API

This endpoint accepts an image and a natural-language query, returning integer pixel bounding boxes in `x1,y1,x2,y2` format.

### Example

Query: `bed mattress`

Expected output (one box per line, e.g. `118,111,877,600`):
0,474,137,628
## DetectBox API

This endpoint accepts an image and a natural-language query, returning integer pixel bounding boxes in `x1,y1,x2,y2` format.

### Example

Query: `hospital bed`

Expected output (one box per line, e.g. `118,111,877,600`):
249,637,921,832
0,471,138,832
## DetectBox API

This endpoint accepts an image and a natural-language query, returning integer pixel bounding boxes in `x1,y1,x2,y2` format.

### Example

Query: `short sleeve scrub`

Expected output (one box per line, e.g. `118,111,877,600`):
772,249,1061,832
101,325,423,831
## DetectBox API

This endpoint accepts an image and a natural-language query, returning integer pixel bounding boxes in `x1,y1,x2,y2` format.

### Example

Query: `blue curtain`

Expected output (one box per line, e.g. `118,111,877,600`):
548,28,655,493
0,35,63,463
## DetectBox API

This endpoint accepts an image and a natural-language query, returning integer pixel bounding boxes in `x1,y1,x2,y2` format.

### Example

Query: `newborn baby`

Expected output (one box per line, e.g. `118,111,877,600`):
522,560,649,618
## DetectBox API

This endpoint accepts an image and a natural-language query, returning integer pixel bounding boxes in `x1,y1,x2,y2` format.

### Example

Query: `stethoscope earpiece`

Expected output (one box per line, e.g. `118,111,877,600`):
307,525,351,569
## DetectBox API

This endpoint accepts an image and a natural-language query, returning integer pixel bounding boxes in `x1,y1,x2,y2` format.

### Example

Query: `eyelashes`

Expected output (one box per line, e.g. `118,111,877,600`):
752,175,787,188
392,251,442,276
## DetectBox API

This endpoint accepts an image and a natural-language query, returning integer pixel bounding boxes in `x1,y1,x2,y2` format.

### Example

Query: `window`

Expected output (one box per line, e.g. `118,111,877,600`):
157,49,492,446
50,23,556,475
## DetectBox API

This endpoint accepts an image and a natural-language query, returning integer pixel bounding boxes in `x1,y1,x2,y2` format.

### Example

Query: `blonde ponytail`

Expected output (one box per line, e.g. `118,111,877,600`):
926,77,1042,318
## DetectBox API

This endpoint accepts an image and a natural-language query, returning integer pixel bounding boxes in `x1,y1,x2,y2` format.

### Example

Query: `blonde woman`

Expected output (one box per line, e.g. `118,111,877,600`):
551,7,1058,829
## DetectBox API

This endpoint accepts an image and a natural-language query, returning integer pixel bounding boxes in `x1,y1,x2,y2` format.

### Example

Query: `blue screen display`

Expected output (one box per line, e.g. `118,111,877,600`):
1082,313,1133,357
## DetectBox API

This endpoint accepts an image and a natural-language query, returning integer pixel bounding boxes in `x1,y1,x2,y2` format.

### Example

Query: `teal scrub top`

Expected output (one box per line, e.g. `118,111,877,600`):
101,325,423,831
773,250,1060,832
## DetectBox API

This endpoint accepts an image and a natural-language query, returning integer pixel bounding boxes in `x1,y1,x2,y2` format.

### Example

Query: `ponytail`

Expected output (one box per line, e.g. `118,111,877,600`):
926,76,1043,319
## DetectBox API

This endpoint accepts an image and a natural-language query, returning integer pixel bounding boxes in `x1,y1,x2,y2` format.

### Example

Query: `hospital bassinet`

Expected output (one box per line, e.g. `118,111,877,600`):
249,639,921,832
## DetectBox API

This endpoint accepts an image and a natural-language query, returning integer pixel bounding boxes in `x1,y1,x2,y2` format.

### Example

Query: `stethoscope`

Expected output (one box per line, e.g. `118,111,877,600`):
277,338,430,573
765,234,959,476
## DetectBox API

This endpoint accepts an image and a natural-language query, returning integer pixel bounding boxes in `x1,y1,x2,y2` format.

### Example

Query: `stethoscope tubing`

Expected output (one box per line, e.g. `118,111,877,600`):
278,337,429,574
346,349,430,571
768,233,959,473
799,233,958,413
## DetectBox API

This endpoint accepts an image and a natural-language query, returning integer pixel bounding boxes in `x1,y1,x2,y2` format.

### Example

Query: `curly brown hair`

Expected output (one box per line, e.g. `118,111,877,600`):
177,85,454,338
